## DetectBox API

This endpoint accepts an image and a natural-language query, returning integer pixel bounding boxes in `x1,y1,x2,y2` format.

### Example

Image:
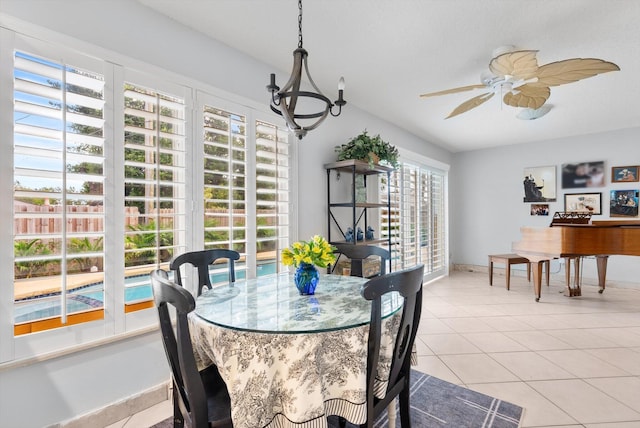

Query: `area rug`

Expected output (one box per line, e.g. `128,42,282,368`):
151,370,523,428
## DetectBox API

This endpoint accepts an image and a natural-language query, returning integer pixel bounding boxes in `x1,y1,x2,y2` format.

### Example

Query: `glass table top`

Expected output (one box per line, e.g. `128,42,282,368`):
194,273,403,334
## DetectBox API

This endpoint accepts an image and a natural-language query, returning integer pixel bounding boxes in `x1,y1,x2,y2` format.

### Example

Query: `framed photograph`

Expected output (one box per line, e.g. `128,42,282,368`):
523,166,556,202
564,192,602,215
611,166,639,183
610,189,639,217
561,161,605,188
530,204,549,216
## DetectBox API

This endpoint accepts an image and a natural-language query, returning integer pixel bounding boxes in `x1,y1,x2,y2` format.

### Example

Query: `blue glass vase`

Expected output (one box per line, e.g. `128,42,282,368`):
294,263,319,295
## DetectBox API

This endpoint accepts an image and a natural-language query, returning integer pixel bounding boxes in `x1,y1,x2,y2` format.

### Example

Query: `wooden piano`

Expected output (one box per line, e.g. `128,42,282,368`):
513,216,640,301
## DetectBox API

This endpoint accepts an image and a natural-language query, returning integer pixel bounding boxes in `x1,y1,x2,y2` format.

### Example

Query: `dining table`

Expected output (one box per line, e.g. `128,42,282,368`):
189,272,404,428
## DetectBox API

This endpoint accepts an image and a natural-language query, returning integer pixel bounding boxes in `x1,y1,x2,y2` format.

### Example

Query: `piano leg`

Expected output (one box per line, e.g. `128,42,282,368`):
532,261,544,302
545,260,550,287
572,257,582,296
596,255,609,294
563,257,582,297
564,257,571,294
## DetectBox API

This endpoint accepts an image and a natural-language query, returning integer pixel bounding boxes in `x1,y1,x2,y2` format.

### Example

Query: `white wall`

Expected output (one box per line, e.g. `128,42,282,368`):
451,127,640,287
0,1,451,426
0,332,167,428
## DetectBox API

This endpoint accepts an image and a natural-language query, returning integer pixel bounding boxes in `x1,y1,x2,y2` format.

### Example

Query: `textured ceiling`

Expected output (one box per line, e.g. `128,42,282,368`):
138,0,640,152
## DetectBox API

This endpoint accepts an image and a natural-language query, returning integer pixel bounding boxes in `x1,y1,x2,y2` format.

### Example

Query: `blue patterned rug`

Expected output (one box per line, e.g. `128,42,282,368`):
350,370,523,427
152,370,523,428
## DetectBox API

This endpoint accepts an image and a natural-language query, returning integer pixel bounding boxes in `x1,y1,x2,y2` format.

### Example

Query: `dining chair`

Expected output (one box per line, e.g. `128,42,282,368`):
170,249,240,296
360,263,425,428
150,269,233,428
333,243,390,278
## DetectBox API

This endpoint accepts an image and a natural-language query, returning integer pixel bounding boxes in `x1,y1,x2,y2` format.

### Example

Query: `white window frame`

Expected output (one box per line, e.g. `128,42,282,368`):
119,69,192,333
3,33,114,361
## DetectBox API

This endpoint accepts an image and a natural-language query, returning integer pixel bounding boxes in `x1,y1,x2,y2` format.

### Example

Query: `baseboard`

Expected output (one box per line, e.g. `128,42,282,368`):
50,381,170,428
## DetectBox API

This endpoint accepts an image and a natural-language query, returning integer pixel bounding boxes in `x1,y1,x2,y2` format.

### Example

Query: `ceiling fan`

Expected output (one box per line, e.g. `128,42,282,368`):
420,46,620,119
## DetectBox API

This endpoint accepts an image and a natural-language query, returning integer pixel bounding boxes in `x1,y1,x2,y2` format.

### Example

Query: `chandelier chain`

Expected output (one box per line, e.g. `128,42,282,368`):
298,0,303,48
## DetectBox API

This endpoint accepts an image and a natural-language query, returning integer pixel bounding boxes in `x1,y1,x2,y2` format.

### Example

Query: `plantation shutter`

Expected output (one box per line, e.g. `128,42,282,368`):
255,120,291,276
202,105,248,281
123,83,186,273
13,50,106,327
429,171,446,272
381,160,447,278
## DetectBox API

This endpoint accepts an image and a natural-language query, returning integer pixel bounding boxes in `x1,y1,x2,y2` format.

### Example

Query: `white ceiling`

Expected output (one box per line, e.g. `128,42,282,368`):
139,0,640,153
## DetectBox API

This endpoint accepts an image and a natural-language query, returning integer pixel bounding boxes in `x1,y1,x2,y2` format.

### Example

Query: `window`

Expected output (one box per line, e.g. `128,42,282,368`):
123,83,186,309
202,105,248,281
199,103,292,281
255,120,291,276
2,32,296,361
381,160,447,280
13,51,106,334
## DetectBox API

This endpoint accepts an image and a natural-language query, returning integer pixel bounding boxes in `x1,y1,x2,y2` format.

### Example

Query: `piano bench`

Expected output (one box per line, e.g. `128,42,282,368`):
488,254,549,290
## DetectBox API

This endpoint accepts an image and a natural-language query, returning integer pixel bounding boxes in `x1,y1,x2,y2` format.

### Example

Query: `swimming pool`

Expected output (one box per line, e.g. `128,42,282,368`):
14,263,277,323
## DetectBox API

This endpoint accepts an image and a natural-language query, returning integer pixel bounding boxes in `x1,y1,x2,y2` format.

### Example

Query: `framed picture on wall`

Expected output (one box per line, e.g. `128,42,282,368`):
523,166,556,202
561,161,605,188
611,166,639,183
610,189,639,217
564,192,602,215
530,204,549,216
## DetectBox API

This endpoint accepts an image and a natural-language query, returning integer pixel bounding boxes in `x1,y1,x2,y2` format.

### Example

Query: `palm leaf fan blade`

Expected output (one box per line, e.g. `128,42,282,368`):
489,50,539,79
503,84,550,109
533,58,620,87
420,84,486,98
446,92,495,119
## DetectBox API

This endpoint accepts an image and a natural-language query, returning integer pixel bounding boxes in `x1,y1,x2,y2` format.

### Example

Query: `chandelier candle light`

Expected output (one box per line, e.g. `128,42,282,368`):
267,0,346,140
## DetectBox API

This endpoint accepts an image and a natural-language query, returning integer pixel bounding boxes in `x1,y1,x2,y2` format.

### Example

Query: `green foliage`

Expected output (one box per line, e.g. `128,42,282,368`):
335,130,399,168
14,239,55,279
68,237,104,272
124,221,172,266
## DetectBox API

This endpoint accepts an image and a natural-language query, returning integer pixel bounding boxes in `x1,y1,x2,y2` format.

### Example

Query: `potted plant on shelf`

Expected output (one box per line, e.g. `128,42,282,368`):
334,130,399,169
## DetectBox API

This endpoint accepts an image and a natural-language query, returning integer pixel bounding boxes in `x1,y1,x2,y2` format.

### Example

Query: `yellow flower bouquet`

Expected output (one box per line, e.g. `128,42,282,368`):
281,235,337,268
282,236,337,295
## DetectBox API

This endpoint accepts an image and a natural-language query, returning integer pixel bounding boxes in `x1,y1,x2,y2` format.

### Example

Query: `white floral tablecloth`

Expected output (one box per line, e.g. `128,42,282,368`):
189,273,403,428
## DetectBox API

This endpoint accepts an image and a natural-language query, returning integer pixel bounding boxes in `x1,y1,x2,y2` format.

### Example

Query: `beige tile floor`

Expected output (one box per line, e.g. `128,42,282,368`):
111,270,640,428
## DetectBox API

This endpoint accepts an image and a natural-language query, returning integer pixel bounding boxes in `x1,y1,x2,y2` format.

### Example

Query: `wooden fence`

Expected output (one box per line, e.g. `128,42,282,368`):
14,203,276,235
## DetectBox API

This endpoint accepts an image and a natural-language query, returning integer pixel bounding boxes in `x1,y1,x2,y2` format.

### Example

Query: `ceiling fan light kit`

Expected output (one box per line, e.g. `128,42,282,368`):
516,105,552,120
420,47,619,119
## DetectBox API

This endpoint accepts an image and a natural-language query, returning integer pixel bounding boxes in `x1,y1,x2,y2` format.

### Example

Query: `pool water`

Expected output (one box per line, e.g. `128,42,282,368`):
14,263,277,324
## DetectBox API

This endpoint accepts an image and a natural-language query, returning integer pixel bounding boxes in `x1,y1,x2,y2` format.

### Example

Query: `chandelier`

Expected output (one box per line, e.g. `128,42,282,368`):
267,0,346,140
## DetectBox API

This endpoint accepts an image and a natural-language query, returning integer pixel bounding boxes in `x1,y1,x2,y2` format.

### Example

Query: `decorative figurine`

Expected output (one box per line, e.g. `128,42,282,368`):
366,226,375,240
356,227,364,241
344,227,354,243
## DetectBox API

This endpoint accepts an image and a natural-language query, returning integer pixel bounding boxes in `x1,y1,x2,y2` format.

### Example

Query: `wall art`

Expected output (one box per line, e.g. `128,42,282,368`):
611,166,639,183
530,204,550,216
523,166,556,202
610,189,639,217
564,192,602,215
561,161,605,188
